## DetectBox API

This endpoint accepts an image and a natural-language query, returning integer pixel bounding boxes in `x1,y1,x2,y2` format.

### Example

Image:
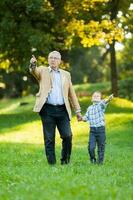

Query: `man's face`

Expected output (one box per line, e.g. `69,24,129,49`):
48,52,61,69
92,92,101,102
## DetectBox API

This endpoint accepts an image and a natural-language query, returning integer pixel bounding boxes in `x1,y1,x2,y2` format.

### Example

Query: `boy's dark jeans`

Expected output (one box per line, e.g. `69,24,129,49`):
89,126,106,163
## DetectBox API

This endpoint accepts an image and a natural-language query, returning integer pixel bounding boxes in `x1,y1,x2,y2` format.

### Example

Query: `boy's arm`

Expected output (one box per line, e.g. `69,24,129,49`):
82,108,89,122
104,94,114,104
100,94,113,110
82,116,87,122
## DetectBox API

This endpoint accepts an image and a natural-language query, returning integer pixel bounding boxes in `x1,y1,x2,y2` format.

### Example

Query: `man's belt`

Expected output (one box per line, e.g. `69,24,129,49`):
45,103,65,108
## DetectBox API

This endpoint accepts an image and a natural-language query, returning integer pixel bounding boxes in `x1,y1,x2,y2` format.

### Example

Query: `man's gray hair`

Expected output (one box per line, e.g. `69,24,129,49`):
48,51,61,59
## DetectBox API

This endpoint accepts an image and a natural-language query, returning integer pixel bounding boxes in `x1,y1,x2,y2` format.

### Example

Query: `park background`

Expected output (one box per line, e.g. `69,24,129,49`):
0,0,133,199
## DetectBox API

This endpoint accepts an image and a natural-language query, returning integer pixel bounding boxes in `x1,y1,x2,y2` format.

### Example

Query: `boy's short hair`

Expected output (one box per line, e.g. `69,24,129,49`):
92,91,102,96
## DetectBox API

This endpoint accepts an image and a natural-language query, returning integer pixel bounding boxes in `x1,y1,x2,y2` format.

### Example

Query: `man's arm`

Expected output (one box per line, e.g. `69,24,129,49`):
82,107,90,122
68,74,82,121
29,55,41,81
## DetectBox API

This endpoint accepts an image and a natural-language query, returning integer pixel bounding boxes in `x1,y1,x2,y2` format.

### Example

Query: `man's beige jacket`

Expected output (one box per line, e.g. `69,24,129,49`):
30,66,80,120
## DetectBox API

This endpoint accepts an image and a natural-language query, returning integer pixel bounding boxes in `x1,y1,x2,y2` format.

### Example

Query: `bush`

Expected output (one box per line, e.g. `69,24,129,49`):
119,78,133,101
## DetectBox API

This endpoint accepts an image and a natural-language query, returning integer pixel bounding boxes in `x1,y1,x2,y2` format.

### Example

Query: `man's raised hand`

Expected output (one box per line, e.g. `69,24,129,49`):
29,55,37,70
30,55,37,65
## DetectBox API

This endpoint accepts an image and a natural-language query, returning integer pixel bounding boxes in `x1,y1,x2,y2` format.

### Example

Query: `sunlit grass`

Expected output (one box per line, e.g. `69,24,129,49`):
0,121,43,144
74,82,111,94
0,95,34,114
112,97,133,108
0,96,133,145
0,95,133,200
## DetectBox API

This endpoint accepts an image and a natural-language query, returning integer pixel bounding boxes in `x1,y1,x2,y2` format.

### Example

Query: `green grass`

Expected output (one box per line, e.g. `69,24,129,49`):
74,82,111,94
74,78,133,101
0,94,133,200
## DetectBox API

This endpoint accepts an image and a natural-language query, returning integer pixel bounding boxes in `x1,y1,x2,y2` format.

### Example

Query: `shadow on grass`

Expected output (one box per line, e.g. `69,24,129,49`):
0,96,133,135
0,111,39,134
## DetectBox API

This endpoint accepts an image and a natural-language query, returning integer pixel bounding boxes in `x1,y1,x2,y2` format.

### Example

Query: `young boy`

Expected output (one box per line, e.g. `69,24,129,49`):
82,91,113,164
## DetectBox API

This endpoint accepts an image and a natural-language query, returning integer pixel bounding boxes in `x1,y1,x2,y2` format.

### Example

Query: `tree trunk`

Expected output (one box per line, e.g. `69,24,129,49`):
109,41,118,96
109,0,120,97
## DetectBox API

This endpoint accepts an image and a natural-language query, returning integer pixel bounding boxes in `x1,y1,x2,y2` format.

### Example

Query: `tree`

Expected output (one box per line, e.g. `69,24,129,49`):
0,0,68,97
63,0,132,96
68,47,105,84
107,0,132,96
0,0,132,97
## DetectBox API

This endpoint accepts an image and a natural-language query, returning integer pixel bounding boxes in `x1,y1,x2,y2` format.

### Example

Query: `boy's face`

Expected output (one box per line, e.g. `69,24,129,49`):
92,92,102,102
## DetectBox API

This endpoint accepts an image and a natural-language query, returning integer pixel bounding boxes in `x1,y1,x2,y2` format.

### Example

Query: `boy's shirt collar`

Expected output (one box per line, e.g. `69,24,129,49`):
93,101,101,105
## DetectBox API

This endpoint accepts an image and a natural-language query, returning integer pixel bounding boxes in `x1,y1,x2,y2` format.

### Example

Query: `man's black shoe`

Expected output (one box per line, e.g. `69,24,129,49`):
48,161,56,165
61,160,70,165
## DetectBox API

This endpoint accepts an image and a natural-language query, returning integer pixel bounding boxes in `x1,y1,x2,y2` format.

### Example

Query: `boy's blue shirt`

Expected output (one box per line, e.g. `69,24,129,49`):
84,100,108,127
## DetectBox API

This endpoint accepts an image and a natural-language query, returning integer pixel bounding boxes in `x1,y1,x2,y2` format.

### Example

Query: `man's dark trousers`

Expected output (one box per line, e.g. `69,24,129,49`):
39,103,72,165
89,126,106,163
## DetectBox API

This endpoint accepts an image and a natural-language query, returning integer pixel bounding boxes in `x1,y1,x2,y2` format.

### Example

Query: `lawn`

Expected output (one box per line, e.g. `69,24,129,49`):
0,95,133,200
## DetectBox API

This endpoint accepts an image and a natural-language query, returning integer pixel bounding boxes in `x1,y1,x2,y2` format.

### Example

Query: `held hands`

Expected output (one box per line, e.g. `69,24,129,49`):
76,112,83,122
76,112,87,122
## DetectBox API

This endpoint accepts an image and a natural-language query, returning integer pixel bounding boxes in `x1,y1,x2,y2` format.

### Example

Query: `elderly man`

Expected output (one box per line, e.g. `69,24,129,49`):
29,51,82,165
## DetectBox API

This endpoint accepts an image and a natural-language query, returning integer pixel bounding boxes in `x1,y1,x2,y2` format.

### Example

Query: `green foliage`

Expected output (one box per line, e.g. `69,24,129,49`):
118,78,133,100
0,0,64,69
69,47,105,84
118,37,133,79
0,0,133,98
74,78,133,101
0,69,39,98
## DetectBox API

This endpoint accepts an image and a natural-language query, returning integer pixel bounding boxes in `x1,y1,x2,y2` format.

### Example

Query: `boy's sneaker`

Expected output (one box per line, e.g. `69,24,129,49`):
97,160,103,165
90,159,96,164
